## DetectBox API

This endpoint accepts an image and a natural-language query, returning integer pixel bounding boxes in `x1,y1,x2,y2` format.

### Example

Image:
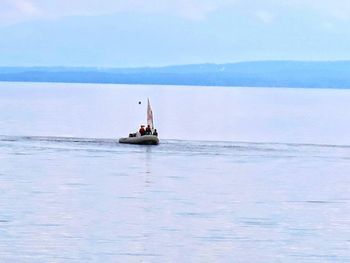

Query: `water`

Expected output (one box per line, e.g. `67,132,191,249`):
0,82,350,262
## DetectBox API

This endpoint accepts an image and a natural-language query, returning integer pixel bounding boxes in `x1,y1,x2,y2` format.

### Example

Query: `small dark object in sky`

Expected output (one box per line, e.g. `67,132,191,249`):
138,101,141,105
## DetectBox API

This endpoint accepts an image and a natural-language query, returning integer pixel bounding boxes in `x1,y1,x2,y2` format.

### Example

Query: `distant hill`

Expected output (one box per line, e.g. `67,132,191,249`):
1,61,350,89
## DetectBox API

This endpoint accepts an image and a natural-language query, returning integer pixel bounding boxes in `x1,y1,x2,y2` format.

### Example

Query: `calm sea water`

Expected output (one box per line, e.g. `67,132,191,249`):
0,82,350,262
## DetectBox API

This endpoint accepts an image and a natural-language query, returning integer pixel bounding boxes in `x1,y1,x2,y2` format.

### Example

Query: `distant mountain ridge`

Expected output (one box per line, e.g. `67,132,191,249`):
1,61,350,89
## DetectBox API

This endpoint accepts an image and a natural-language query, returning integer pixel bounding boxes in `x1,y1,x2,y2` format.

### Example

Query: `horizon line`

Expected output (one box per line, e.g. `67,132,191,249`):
1,59,350,69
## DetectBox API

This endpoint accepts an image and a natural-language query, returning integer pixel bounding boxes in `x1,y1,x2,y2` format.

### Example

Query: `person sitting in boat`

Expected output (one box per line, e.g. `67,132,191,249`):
139,125,146,136
145,125,152,135
153,129,158,136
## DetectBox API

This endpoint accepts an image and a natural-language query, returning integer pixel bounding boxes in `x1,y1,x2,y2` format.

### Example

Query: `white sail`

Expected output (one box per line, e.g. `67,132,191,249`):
147,98,154,129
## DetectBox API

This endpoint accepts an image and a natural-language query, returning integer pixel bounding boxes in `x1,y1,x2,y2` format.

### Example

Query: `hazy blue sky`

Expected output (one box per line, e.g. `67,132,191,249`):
1,0,350,67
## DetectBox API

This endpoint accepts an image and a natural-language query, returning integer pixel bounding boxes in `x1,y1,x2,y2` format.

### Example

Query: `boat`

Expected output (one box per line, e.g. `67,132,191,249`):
119,99,159,145
119,134,159,145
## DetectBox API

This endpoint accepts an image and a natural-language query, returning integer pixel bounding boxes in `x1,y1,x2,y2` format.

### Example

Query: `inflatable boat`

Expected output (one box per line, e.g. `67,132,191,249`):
119,98,159,145
119,135,159,145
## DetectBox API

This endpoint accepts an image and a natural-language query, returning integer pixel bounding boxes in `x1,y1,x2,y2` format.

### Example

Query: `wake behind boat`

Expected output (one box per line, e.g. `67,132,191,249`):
119,99,159,145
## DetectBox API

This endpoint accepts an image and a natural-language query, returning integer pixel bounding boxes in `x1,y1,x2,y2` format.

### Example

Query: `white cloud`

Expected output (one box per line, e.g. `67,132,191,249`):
2,0,350,26
0,0,225,25
0,0,41,24
14,0,40,15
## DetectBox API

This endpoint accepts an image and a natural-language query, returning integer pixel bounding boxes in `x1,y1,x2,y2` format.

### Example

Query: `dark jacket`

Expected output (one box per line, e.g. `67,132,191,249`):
145,126,152,135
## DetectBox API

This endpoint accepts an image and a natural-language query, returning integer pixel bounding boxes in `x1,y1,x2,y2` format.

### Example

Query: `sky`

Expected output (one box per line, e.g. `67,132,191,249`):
1,0,350,67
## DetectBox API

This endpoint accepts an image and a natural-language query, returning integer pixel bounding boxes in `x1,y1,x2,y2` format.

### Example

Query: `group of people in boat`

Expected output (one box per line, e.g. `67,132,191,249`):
129,125,158,138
